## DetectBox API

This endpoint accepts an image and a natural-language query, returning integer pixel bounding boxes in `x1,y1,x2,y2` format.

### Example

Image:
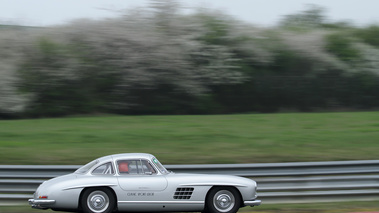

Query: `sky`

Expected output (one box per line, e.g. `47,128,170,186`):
1,0,379,27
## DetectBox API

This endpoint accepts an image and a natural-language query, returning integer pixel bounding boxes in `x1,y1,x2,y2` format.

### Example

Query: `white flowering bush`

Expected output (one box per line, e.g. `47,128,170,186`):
1,1,379,117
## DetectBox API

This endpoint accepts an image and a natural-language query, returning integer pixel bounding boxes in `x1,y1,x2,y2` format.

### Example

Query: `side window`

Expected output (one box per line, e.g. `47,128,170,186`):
117,159,156,175
142,160,157,174
92,162,114,175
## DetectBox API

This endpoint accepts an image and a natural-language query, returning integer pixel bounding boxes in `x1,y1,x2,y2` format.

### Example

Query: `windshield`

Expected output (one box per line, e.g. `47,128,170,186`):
75,160,98,174
152,158,169,174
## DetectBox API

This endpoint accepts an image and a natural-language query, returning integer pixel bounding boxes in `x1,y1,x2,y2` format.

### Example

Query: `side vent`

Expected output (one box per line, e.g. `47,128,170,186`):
173,187,194,199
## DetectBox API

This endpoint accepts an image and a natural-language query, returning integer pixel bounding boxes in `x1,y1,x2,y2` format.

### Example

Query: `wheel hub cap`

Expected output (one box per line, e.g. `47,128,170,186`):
213,190,235,212
87,191,109,213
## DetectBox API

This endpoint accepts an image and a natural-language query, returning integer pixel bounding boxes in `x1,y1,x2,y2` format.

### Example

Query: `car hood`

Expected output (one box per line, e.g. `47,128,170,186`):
165,173,256,187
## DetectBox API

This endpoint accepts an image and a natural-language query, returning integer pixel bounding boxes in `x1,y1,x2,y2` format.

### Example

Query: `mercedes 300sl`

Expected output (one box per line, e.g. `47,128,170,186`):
29,153,261,213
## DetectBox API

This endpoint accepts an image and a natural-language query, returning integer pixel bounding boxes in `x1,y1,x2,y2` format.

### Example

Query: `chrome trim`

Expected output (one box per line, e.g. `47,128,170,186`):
29,199,56,204
63,184,117,190
244,200,261,206
180,183,247,187
118,201,204,204
28,199,56,209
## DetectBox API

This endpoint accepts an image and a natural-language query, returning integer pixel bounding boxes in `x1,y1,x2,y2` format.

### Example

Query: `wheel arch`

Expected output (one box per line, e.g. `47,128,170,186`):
78,186,118,211
205,185,244,208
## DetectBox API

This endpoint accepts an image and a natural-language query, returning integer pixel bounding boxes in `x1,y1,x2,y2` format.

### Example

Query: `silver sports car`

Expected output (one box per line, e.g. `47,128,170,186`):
29,153,261,213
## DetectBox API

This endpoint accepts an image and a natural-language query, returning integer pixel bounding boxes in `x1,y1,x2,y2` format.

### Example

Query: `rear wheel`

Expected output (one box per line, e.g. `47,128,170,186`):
205,187,241,213
81,188,115,213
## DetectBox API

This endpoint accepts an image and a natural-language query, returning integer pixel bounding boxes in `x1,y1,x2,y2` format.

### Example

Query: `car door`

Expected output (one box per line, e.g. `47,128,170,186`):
116,159,168,192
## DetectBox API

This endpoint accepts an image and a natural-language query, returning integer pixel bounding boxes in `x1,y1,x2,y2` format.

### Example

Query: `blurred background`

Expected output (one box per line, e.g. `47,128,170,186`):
1,0,379,165
2,0,379,118
1,0,379,211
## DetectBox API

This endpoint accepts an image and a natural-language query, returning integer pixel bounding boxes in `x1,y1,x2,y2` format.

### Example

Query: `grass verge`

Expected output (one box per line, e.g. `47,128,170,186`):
1,201,379,213
1,112,379,165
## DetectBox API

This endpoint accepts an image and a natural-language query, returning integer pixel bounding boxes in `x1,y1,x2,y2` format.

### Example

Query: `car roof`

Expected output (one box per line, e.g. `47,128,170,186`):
96,153,156,164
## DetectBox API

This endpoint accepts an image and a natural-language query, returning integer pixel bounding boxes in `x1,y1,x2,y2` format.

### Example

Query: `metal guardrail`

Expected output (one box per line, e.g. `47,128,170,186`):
1,160,379,205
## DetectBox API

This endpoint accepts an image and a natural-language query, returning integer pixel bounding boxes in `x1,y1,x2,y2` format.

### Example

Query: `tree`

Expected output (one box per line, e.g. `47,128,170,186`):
325,32,361,65
0,28,29,117
355,25,379,48
16,1,248,115
279,4,327,29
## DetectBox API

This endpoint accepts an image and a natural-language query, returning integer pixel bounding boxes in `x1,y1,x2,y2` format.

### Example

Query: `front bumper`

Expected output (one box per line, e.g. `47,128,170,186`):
28,199,56,209
244,199,262,206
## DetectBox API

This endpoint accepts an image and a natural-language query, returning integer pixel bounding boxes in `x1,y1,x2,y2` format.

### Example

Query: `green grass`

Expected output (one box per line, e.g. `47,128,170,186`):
2,201,379,213
1,112,379,165
246,201,379,212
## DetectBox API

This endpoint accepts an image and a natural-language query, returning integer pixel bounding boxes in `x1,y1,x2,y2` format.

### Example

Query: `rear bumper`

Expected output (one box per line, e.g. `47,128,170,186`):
244,199,262,206
28,199,55,209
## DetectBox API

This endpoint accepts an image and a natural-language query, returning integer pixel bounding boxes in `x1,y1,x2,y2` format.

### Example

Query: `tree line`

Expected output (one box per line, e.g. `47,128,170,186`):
1,1,379,118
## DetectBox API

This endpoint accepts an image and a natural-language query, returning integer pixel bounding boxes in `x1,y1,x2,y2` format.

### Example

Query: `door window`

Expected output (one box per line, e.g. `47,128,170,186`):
117,159,156,175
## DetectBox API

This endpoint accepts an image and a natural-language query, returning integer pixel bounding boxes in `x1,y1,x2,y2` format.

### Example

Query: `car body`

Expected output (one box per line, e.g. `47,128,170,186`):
29,153,261,213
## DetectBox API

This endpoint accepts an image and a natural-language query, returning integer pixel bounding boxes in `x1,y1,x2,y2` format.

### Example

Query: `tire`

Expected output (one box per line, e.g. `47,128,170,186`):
81,188,115,213
205,187,241,213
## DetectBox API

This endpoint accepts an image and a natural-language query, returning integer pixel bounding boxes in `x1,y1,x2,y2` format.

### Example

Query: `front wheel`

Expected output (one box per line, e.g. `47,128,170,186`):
81,188,115,213
205,187,241,213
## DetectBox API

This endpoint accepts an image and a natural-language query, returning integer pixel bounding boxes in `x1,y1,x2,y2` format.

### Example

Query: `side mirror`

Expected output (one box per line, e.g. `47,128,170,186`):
145,172,153,175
